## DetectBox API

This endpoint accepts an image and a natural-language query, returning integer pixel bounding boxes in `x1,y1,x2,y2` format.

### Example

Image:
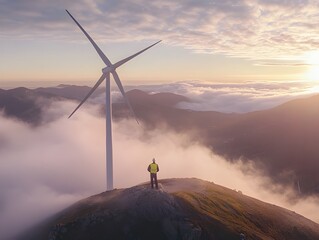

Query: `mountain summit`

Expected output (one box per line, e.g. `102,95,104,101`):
22,178,319,240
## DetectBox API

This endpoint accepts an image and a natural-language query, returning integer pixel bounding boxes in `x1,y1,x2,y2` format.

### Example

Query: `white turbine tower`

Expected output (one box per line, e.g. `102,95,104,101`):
66,10,161,191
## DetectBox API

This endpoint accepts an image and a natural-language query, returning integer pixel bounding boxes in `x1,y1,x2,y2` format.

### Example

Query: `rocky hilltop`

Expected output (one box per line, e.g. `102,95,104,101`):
21,178,319,240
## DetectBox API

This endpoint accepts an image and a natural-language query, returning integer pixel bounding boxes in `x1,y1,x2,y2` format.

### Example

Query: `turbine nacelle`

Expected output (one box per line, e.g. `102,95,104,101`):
102,65,115,74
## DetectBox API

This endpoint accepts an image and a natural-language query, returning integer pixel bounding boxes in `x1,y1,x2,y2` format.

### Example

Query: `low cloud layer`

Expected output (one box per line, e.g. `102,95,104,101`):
0,99,318,239
1,0,319,61
125,81,319,112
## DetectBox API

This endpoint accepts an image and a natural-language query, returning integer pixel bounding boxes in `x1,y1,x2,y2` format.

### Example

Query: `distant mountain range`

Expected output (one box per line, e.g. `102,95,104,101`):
123,90,319,196
1,85,319,195
0,85,103,124
18,178,319,240
36,84,105,101
0,87,46,124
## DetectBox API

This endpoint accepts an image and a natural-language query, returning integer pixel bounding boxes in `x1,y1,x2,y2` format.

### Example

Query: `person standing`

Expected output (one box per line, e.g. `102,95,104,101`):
239,233,246,240
147,158,159,189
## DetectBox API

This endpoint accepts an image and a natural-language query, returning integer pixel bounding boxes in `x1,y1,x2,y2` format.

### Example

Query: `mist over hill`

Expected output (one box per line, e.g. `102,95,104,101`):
121,89,319,196
1,85,319,196
1,84,319,238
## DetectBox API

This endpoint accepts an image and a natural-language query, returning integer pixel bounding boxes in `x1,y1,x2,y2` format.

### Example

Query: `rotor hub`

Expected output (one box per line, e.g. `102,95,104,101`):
102,65,114,74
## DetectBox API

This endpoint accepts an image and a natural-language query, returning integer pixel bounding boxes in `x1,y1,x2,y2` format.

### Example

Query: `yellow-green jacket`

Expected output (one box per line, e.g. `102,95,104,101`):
148,163,159,174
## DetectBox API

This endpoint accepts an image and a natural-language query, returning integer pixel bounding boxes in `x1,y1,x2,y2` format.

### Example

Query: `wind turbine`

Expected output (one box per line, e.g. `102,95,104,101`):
66,10,161,191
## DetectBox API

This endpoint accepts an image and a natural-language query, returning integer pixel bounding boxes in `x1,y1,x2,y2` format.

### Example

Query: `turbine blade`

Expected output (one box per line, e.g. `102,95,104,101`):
113,40,161,68
66,9,112,67
68,74,105,118
112,71,139,124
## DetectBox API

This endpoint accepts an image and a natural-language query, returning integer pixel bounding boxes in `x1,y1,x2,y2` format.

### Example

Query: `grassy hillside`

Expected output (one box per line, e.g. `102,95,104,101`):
19,178,319,240
169,179,319,240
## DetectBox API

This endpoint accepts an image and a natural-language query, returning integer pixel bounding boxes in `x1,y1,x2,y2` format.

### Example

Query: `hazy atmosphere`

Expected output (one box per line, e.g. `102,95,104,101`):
1,0,319,239
134,81,319,112
1,98,319,238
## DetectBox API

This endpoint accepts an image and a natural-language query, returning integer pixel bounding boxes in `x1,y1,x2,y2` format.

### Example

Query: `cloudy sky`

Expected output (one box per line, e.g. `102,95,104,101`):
1,0,319,84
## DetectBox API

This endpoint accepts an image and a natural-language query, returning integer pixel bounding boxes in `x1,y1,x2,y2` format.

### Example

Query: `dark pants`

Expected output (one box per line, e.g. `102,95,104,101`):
150,173,158,189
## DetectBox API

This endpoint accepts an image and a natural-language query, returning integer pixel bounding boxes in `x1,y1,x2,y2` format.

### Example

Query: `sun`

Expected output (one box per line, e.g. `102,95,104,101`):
305,65,319,81
302,51,319,81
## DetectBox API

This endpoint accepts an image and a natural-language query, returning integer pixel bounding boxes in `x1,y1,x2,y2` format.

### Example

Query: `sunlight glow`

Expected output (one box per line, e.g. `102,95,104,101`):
304,51,319,65
306,66,319,81
303,51,319,81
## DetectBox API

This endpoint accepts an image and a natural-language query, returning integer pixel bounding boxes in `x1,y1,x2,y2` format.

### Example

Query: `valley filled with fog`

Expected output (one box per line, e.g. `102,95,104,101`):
1,82,319,238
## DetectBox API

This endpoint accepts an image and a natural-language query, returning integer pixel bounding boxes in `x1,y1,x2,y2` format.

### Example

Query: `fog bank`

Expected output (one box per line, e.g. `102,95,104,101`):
0,100,318,238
